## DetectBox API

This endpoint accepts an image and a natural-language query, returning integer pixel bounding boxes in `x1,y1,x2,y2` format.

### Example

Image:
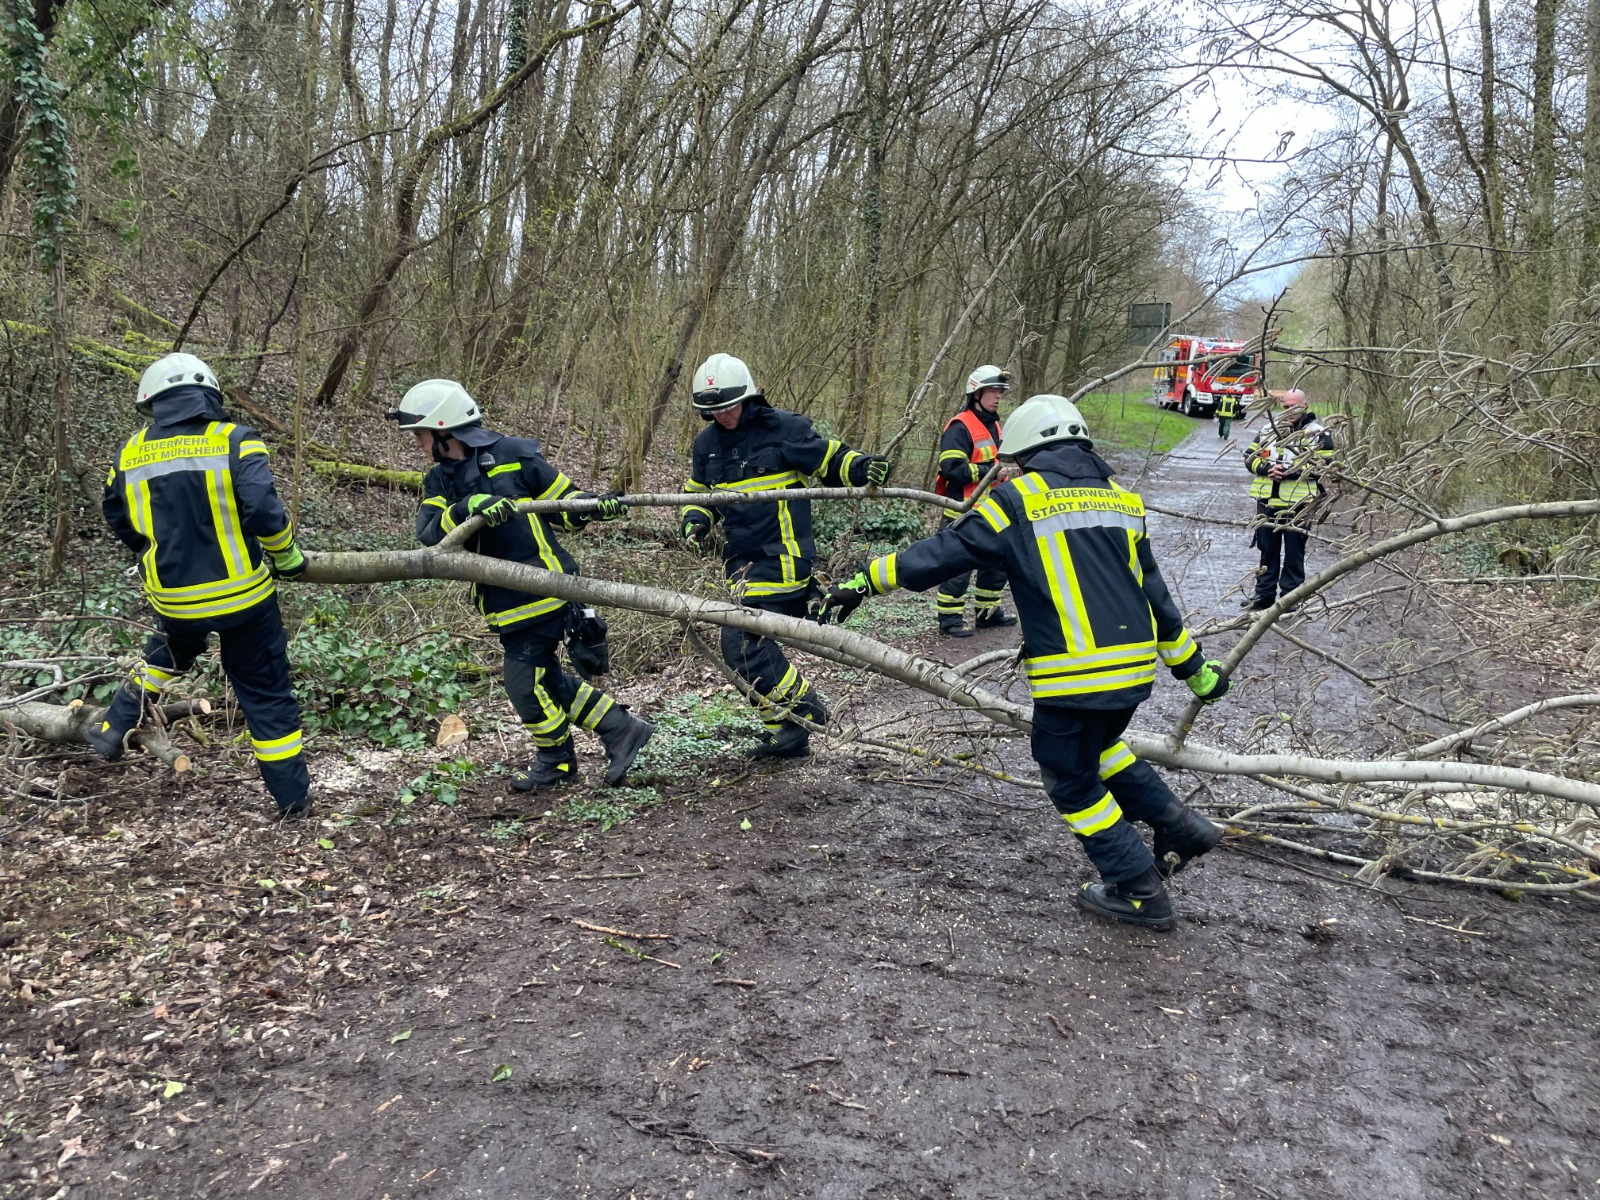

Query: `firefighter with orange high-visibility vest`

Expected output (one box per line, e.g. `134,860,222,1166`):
90,353,313,819
931,365,1018,636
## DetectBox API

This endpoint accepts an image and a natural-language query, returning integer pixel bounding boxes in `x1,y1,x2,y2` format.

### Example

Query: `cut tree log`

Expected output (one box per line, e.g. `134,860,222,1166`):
6,699,212,773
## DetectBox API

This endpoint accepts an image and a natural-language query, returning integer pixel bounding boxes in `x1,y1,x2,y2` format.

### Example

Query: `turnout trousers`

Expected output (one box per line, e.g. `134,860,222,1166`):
719,591,825,736
501,611,616,752
1031,704,1184,884
934,516,1008,621
103,594,309,812
1251,500,1309,605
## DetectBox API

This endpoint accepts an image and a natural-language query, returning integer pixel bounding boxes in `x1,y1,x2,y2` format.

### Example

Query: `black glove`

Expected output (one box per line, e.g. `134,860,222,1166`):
811,571,871,625
594,491,629,521
682,514,713,554
864,456,892,488
464,493,518,527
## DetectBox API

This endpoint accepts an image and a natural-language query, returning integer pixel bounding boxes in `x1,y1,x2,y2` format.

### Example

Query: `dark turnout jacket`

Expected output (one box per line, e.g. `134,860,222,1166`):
415,430,592,634
865,442,1202,709
103,387,296,621
681,400,876,601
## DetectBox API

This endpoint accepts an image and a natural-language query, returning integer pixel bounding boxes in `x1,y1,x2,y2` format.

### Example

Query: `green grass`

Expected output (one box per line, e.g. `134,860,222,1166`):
1073,391,1198,453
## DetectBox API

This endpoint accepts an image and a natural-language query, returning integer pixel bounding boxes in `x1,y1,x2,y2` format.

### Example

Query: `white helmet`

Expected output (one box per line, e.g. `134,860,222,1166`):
692,353,759,414
965,364,1012,400
997,394,1092,459
138,352,220,413
387,379,483,432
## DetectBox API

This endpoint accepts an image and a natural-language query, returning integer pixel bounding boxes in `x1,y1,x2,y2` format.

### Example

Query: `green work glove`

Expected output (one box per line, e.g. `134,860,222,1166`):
266,543,306,581
682,515,713,554
1185,659,1230,704
864,456,893,488
811,571,871,625
465,494,518,527
595,492,629,521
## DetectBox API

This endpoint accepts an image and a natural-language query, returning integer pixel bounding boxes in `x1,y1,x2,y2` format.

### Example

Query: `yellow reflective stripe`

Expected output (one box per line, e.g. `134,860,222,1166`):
938,449,969,463
682,504,715,522
251,730,304,761
536,473,574,501
133,478,158,585
484,596,567,625
869,555,897,593
735,577,811,597
150,563,271,600
1038,530,1089,652
239,440,269,458
488,463,522,477
1099,741,1136,780
817,440,840,477
1157,630,1198,665
974,497,1010,532
1029,663,1158,698
1063,792,1123,836
258,523,295,552
838,450,862,481
1025,645,1157,672
148,575,275,620
523,512,563,570
776,500,800,557
106,464,117,487
685,478,712,493
715,471,805,493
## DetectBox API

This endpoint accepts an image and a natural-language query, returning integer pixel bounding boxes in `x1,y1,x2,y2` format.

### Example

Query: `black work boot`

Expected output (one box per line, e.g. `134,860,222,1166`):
1077,867,1176,932
937,617,974,638
750,722,810,760
975,607,1018,629
277,793,314,821
1151,804,1222,878
1241,595,1274,611
511,742,578,793
594,707,654,787
83,718,130,762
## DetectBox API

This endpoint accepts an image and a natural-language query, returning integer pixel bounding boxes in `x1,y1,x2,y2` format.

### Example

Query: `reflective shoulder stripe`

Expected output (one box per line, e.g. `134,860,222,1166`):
106,464,117,487
238,440,269,458
974,497,1010,532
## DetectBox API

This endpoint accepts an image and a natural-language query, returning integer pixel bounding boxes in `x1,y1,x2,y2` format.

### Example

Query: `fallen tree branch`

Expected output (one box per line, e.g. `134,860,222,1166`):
3,700,207,772
1397,693,1600,761
296,546,1600,811
1172,496,1600,746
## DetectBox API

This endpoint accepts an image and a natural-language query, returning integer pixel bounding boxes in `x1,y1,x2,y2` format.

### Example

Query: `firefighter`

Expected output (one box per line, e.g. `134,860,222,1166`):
812,394,1230,931
91,353,313,818
392,380,653,792
1242,388,1335,611
1216,389,1242,440
931,364,1019,637
679,353,892,759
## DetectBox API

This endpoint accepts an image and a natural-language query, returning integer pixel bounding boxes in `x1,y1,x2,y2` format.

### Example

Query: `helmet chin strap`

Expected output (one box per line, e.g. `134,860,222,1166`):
429,431,454,463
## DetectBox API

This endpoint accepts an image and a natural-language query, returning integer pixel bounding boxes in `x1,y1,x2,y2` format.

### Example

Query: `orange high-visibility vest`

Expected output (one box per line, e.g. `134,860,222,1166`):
934,409,1000,501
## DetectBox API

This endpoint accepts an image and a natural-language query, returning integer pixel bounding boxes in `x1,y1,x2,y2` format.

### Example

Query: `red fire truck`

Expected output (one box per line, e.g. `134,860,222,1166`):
1154,337,1260,417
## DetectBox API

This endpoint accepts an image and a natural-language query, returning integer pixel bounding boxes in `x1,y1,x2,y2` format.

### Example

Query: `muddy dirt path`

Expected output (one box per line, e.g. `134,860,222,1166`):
5,419,1598,1200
